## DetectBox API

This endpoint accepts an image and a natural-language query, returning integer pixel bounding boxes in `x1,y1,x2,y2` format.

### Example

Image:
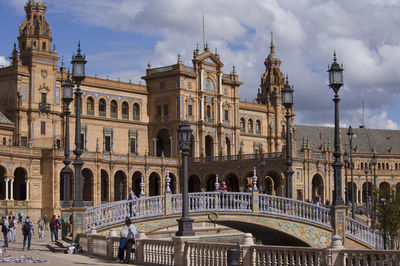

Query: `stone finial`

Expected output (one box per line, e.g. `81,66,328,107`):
205,41,209,51
147,61,151,69
90,226,97,235
327,140,331,152
61,56,64,68
215,48,219,59
215,175,220,191
177,54,182,64
136,230,146,240
140,175,145,196
331,234,343,249
301,137,306,150
243,233,254,245
252,166,258,191
53,44,56,51
232,65,236,74
306,138,310,149
165,170,171,193
108,228,117,237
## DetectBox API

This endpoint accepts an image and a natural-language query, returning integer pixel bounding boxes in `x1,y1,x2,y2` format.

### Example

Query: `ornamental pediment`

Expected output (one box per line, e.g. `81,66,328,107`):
38,83,49,93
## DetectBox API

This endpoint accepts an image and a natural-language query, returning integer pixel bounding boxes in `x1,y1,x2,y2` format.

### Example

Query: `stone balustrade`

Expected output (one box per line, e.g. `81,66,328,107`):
346,217,383,249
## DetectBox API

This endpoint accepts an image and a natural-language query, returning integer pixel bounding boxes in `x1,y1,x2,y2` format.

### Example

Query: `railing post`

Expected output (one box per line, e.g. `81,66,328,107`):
331,205,346,244
165,192,172,215
328,235,345,266
252,190,259,213
135,231,146,264
241,233,254,265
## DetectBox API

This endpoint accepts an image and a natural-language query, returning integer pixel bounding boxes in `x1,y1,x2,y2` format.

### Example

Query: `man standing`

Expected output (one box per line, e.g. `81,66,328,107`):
124,218,137,264
1,217,9,247
128,188,138,217
22,216,34,251
37,218,44,239
49,216,58,242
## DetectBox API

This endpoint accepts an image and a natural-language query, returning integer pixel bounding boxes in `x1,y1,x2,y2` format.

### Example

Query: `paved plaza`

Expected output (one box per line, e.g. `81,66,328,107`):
0,226,139,265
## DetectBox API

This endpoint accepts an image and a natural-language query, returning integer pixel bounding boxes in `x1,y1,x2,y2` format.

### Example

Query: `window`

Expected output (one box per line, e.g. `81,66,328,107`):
133,103,140,120
110,100,118,118
156,105,162,117
188,105,193,116
87,97,94,116
122,101,129,120
206,105,211,118
56,139,61,149
160,82,165,89
42,42,46,50
41,121,46,135
248,119,253,134
21,137,27,147
2,138,6,145
164,105,169,116
224,110,229,121
224,88,228,95
240,118,245,133
41,93,46,104
130,138,136,153
80,133,85,150
188,82,192,89
105,136,111,152
99,99,106,117
176,80,180,88
256,120,261,134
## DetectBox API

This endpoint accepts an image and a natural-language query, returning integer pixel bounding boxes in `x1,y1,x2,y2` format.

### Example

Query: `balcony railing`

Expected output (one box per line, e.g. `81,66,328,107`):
99,111,106,117
110,112,118,119
132,115,140,121
39,103,51,112
122,114,129,120
87,110,94,116
189,152,283,163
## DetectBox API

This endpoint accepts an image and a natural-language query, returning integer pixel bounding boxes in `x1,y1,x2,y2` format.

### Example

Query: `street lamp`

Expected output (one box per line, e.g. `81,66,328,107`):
380,197,387,250
347,126,355,218
343,151,349,205
364,163,369,215
282,76,294,198
61,72,74,208
176,122,194,236
371,153,377,228
71,42,87,208
328,52,344,206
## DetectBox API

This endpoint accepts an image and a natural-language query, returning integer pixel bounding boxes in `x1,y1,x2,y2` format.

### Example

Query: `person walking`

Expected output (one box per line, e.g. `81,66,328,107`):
43,215,49,231
49,216,58,242
1,217,9,247
116,217,131,263
124,218,137,264
7,216,13,243
37,218,44,239
9,216,17,242
22,216,34,251
128,188,138,217
18,213,22,224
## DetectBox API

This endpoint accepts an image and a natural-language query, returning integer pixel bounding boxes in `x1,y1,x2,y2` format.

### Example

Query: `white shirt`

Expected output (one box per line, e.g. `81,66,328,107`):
127,224,136,240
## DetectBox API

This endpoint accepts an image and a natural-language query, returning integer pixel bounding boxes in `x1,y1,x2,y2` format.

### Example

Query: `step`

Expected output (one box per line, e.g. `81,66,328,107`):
46,241,67,253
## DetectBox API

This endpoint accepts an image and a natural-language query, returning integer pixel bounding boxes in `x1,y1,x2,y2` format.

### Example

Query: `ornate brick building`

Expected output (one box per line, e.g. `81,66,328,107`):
0,0,399,220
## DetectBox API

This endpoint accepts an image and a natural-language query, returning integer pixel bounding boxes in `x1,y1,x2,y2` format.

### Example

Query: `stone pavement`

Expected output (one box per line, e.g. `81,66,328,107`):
0,226,140,265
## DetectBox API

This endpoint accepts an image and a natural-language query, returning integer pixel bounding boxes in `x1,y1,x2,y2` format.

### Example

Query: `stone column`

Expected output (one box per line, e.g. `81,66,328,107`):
5,178,9,200
200,97,204,121
10,178,14,200
218,72,222,95
153,138,157,156
200,69,204,91
219,101,222,123
25,179,30,201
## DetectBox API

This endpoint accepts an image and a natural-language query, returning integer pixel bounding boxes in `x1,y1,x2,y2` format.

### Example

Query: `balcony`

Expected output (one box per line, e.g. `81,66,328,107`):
87,110,94,116
39,103,51,112
99,111,106,117
122,114,129,120
133,115,140,121
110,112,118,119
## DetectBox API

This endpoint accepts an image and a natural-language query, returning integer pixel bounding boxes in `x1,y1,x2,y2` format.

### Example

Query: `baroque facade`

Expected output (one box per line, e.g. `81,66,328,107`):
1,0,400,220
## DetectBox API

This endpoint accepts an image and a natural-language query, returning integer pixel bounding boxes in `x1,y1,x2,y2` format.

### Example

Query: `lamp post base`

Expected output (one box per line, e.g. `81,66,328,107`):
176,217,195,236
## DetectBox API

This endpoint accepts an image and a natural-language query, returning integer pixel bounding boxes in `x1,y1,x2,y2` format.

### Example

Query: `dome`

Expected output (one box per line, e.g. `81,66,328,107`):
26,0,46,6
267,51,280,61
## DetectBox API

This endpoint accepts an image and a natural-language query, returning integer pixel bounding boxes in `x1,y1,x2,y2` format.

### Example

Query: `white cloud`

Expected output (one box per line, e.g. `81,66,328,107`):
0,56,9,67
367,110,399,130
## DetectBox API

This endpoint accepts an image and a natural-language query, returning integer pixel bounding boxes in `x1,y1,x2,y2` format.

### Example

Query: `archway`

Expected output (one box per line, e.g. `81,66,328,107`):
379,182,390,193
264,171,283,196
82,168,93,202
101,170,109,202
60,170,73,201
206,173,217,191
13,167,27,200
362,182,372,203
0,166,6,200
311,174,324,203
205,135,214,157
149,172,160,196
189,175,201,192
264,177,274,195
132,171,142,196
114,170,127,201
169,173,177,194
225,137,231,157
225,173,239,192
156,129,171,157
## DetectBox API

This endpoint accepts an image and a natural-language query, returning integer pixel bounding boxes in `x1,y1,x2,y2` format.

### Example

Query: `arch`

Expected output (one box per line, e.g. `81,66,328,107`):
114,170,127,201
256,120,261,134
240,117,245,132
99,98,106,117
311,174,324,203
264,170,283,196
386,163,389,170
132,171,142,196
169,173,177,194
86,97,94,116
110,99,118,118
189,175,201,192
379,182,390,192
205,135,214,157
101,169,109,202
225,136,231,157
133,103,140,120
362,182,372,203
82,168,93,202
149,172,160,196
396,182,400,194
248,119,253,134
225,173,239,192
206,173,217,191
0,165,6,200
122,101,129,120
156,129,171,157
13,167,27,200
2,137,6,145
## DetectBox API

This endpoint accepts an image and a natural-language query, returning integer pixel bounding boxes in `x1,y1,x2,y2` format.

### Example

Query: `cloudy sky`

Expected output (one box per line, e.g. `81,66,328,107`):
1,0,400,129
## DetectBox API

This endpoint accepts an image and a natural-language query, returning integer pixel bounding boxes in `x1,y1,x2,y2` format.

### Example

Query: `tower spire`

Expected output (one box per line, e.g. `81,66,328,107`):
270,31,275,53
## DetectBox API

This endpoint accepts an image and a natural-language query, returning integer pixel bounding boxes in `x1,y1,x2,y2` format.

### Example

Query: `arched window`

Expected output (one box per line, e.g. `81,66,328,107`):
99,99,106,117
87,97,94,116
240,118,245,133
206,105,211,119
110,100,118,118
122,101,129,120
2,137,6,145
256,120,261,134
133,103,140,121
248,119,253,134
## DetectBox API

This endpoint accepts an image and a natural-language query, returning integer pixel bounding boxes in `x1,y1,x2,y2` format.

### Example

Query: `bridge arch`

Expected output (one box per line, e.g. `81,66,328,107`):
189,175,201,192
114,170,127,201
132,171,142,196
149,172,160,196
311,174,324,203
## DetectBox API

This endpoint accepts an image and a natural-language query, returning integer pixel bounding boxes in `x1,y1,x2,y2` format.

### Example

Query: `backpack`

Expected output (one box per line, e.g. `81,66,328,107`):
23,221,31,233
9,221,14,229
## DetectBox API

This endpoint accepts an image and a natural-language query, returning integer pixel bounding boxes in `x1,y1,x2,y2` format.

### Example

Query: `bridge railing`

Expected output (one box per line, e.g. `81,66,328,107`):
259,194,332,227
345,217,383,249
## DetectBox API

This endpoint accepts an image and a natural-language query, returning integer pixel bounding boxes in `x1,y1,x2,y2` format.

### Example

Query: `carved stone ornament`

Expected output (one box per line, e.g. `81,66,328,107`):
41,69,48,79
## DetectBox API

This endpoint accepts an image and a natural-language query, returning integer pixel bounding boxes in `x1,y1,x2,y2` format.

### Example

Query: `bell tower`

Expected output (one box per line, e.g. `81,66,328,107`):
17,0,54,64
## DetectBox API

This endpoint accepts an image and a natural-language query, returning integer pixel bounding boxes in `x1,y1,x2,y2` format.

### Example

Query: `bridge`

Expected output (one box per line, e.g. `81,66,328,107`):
84,191,383,249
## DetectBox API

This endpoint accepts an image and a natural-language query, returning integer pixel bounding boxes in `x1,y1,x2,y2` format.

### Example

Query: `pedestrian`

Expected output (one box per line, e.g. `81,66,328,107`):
116,217,131,263
50,215,58,242
123,218,137,264
128,187,138,217
7,216,13,243
22,216,34,251
218,181,228,192
57,215,62,233
247,183,253,192
18,213,22,224
9,216,17,242
43,215,49,231
37,218,44,239
1,217,9,247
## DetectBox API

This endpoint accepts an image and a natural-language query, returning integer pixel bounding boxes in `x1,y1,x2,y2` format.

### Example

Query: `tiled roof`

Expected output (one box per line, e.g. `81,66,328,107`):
0,112,14,125
294,124,400,155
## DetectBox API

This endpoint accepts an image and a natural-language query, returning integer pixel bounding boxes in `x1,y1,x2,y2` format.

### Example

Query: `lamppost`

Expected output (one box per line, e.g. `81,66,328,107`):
328,52,344,206
380,197,387,250
282,76,294,198
176,122,194,236
371,153,377,228
343,152,349,205
364,163,369,215
61,73,74,208
347,126,355,218
71,42,86,208
119,182,123,201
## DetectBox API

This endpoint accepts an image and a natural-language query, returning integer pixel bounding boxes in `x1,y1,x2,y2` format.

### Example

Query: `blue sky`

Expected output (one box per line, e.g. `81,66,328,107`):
1,0,400,129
